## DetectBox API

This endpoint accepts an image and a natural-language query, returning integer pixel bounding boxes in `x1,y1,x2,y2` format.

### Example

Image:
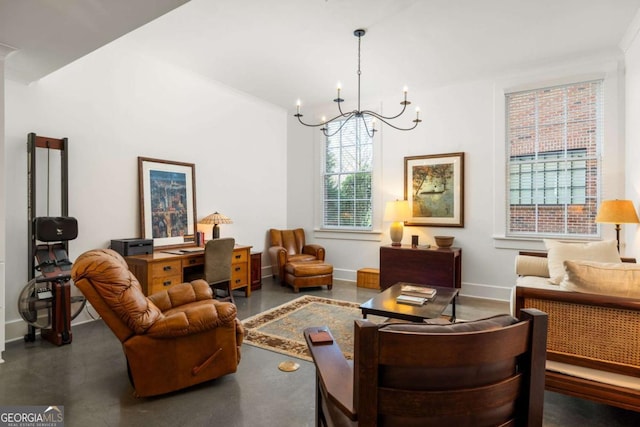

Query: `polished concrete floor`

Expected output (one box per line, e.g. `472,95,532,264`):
2,279,640,426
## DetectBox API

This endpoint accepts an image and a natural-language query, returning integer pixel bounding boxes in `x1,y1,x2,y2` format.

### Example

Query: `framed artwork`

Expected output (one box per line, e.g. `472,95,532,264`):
138,157,197,248
404,152,464,227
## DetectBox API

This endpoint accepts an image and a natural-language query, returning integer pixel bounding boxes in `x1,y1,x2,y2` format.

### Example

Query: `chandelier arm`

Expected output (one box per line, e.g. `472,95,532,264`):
322,113,357,137
371,115,421,132
361,102,409,121
337,99,349,117
296,111,356,128
361,116,376,138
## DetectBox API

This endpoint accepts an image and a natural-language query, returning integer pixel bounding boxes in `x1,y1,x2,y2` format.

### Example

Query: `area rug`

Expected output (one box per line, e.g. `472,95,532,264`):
241,295,368,362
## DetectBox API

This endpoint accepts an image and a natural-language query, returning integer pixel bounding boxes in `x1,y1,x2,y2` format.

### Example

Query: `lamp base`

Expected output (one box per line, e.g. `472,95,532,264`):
212,225,220,239
389,222,404,246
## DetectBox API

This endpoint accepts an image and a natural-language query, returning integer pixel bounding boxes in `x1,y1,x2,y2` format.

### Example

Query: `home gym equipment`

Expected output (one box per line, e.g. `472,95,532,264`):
19,133,85,345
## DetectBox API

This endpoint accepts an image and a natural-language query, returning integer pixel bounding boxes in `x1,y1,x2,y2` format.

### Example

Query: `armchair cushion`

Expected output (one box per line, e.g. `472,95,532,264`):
147,279,214,310
72,248,162,334
544,239,620,284
561,260,640,298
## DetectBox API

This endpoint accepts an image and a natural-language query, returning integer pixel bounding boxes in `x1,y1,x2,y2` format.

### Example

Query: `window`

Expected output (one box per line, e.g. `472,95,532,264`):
323,117,373,229
506,80,602,237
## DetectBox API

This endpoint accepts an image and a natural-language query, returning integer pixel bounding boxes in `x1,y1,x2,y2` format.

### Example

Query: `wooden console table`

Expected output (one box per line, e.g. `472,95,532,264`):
125,245,252,296
379,245,461,290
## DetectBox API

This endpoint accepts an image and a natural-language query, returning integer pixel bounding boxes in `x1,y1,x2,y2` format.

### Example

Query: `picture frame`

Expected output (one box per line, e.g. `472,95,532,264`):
138,157,197,248
404,152,464,227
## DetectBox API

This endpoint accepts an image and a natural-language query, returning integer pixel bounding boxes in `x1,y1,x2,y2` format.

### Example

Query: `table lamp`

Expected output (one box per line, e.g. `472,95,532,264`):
595,199,639,252
384,200,410,246
199,211,233,239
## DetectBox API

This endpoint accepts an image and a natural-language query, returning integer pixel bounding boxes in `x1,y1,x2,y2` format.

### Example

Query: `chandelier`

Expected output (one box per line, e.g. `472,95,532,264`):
294,29,421,138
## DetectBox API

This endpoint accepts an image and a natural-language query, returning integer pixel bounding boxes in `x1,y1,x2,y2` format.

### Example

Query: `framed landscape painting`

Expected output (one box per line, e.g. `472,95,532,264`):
138,157,197,248
404,152,464,227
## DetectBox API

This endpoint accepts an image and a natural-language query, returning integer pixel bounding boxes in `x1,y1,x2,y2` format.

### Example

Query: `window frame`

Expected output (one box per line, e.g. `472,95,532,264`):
492,61,624,250
321,116,374,230
505,79,602,238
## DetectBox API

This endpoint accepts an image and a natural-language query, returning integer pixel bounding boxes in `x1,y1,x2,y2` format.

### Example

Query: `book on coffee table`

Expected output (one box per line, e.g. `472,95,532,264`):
400,284,437,299
396,294,427,306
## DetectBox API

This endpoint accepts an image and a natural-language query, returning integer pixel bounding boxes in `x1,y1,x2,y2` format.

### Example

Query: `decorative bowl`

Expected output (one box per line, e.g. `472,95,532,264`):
434,236,454,248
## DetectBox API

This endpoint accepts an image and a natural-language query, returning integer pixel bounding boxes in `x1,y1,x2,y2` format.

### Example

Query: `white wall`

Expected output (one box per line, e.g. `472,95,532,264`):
1,44,16,359
4,37,287,341
287,57,627,301
624,19,640,257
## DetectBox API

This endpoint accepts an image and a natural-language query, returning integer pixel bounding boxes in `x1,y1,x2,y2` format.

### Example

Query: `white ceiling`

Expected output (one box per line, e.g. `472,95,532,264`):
0,0,189,82
2,0,640,111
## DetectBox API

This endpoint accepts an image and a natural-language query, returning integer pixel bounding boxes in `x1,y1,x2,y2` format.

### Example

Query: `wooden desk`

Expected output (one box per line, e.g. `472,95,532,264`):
126,245,252,296
379,245,461,290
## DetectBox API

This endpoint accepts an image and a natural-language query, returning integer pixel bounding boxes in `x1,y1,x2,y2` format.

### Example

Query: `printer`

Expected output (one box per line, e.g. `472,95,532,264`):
111,238,153,256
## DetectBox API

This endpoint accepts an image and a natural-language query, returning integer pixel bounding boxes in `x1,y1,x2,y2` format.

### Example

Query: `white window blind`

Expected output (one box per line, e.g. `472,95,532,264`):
323,117,373,229
506,80,602,237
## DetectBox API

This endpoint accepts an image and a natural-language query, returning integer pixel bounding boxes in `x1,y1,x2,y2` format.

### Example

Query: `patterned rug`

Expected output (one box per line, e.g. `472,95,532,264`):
241,295,367,362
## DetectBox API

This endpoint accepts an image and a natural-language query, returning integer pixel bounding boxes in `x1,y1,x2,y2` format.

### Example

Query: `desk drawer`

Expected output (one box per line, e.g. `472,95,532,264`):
232,250,248,264
149,274,182,294
182,255,204,268
231,264,248,289
151,260,182,278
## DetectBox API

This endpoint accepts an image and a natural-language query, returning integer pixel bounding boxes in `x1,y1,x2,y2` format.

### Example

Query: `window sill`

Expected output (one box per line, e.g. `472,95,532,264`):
314,229,384,242
493,234,600,250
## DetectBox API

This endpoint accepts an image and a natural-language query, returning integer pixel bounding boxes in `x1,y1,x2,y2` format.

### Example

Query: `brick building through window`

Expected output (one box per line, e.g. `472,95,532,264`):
506,80,602,237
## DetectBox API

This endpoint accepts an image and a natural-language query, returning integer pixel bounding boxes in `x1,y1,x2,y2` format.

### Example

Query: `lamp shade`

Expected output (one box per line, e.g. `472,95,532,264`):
595,200,639,224
384,200,410,222
199,212,233,225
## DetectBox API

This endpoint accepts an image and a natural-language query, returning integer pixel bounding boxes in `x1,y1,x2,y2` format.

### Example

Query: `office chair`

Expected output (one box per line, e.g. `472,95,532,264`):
205,237,236,303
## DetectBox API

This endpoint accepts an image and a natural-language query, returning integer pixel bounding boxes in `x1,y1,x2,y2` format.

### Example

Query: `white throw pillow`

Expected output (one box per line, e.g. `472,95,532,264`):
543,239,621,285
561,260,640,298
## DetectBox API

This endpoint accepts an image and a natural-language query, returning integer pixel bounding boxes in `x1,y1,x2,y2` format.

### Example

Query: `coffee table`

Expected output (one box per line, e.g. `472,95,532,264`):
359,282,459,322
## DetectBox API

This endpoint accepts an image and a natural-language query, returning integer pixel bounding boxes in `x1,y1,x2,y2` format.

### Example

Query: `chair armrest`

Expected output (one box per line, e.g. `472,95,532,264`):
268,246,288,278
303,244,325,261
148,279,212,311
304,327,356,421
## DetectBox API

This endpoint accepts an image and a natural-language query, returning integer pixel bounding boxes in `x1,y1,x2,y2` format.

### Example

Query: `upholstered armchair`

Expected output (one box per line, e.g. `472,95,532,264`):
71,249,243,397
304,309,548,426
268,228,325,281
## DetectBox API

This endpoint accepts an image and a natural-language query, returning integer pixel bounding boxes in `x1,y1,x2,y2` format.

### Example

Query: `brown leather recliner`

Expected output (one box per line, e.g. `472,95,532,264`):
71,249,243,397
268,228,325,281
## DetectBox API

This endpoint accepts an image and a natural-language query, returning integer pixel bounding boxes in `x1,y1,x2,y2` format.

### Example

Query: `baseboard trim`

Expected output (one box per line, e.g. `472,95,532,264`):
6,305,99,343
333,268,512,302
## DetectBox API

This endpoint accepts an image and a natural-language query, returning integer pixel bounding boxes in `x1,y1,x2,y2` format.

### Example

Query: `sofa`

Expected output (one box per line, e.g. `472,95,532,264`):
513,239,640,411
